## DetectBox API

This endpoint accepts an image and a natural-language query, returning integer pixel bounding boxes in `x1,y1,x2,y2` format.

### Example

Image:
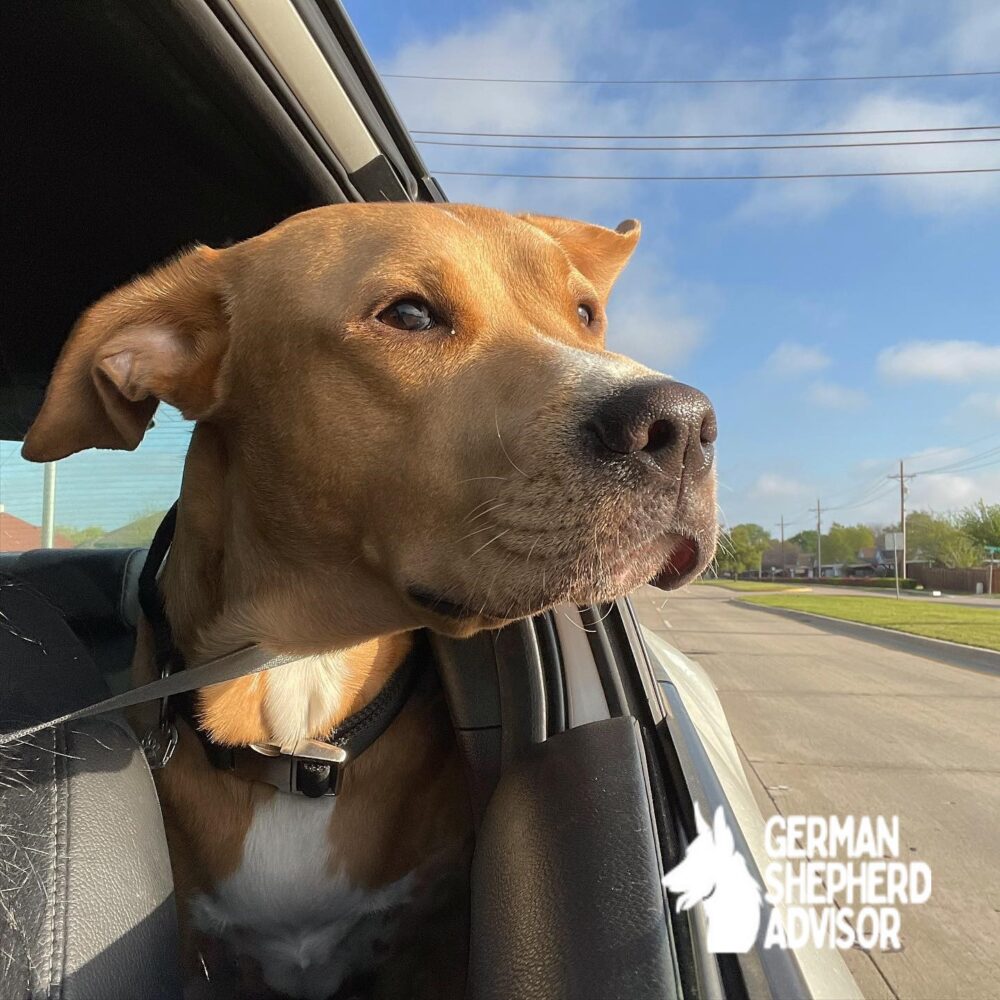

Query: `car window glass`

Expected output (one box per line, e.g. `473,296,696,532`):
0,405,192,553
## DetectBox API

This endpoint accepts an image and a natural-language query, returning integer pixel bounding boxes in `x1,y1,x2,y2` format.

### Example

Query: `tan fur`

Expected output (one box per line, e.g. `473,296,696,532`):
24,203,716,997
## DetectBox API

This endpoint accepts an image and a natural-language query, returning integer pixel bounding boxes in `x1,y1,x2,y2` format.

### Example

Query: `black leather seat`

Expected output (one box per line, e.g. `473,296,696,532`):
0,573,182,999
0,547,145,691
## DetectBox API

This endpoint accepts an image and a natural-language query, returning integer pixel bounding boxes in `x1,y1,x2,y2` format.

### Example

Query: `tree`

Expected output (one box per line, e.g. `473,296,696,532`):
907,510,984,569
789,530,817,553
956,501,1000,550
716,523,773,575
762,539,802,573
56,525,105,547
824,523,875,564
937,533,984,569
741,523,772,550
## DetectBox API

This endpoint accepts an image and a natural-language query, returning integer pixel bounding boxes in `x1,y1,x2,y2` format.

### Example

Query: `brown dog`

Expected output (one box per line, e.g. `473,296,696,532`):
22,203,717,998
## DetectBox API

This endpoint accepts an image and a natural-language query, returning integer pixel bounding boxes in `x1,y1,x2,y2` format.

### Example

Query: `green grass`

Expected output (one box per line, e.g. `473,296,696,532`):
696,578,798,592
741,594,1000,652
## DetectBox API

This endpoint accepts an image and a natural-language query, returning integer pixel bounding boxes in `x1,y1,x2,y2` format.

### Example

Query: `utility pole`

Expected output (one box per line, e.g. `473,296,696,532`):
808,499,823,578
775,515,786,575
41,461,57,549
887,460,916,579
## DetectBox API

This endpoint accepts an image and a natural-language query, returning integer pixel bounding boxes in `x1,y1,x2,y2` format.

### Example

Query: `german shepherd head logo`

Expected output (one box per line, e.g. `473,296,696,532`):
662,803,762,953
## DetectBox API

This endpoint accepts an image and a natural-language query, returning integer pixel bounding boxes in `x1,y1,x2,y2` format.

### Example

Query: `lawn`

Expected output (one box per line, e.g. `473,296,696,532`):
741,594,1000,652
697,578,798,592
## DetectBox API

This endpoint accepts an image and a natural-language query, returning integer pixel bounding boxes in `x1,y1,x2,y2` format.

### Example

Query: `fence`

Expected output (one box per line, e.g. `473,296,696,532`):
907,564,999,595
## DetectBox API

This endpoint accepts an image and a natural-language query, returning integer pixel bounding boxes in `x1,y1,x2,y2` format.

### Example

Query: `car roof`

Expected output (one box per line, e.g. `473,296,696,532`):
0,0,442,438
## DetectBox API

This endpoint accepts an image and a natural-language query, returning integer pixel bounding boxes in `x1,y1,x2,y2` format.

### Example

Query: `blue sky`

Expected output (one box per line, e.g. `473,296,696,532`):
1,0,997,538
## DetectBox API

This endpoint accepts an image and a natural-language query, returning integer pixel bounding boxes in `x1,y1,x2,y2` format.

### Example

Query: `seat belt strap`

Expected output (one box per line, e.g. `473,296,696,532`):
0,644,298,745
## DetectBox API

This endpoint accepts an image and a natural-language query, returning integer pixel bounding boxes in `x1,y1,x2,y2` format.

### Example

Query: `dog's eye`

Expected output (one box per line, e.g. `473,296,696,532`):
378,298,438,332
577,304,594,327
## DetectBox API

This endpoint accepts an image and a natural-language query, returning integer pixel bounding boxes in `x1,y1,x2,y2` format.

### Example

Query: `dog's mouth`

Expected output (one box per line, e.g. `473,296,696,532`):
649,535,701,591
406,587,511,624
408,533,703,626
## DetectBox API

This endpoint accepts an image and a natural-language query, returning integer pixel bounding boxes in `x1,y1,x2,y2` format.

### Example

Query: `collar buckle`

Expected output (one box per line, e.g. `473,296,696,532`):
249,738,348,797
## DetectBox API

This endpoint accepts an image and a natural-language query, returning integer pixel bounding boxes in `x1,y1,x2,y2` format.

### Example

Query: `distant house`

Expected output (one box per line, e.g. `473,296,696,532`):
850,546,898,577
788,553,815,578
0,506,73,552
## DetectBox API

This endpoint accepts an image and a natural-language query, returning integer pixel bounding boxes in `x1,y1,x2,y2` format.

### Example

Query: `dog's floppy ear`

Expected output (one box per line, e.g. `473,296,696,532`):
22,246,228,462
519,214,641,299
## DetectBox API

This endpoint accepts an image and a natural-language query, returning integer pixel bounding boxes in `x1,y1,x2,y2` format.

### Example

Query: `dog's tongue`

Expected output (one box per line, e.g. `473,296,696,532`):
650,537,699,590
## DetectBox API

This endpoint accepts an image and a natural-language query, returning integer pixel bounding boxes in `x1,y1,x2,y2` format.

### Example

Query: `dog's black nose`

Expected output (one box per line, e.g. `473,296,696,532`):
585,379,716,481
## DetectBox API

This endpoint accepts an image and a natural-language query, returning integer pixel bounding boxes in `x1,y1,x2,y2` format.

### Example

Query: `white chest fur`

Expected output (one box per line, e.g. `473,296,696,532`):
190,793,414,1000
262,653,350,747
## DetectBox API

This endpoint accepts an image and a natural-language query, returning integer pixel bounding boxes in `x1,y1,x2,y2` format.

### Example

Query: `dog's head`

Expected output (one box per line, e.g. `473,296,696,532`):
23,204,716,642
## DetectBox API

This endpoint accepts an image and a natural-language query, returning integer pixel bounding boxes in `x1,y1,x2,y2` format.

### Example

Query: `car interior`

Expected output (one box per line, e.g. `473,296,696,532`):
1,3,802,998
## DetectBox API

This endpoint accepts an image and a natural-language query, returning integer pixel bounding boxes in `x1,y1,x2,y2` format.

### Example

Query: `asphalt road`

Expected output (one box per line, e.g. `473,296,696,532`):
632,584,1000,1000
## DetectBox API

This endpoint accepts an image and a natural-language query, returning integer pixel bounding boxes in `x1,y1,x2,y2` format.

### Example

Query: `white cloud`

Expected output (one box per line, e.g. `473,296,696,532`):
734,179,848,224
382,0,1000,226
604,260,709,371
765,341,831,376
878,340,1000,382
906,444,970,467
959,393,1000,420
381,0,653,219
729,1,1000,220
751,473,807,498
808,381,869,409
944,0,1000,64
908,470,1000,510
731,92,1000,222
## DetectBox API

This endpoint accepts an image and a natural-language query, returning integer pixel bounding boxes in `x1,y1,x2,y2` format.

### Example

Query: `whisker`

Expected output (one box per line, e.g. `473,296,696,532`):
558,607,593,634
468,529,511,559
495,409,530,479
525,536,540,566
464,500,508,525
454,523,504,545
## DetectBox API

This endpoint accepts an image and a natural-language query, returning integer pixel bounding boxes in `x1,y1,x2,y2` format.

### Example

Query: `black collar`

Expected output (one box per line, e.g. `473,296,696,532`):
137,501,422,796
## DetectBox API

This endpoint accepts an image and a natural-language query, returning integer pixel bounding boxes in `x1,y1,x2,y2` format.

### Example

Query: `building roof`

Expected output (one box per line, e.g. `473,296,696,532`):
0,511,73,552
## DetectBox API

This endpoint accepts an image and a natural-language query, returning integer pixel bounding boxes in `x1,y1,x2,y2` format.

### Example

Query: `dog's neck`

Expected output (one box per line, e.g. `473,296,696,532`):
152,424,412,747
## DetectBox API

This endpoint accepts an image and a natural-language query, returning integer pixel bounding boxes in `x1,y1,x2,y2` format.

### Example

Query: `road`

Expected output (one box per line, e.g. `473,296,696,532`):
631,584,1000,1000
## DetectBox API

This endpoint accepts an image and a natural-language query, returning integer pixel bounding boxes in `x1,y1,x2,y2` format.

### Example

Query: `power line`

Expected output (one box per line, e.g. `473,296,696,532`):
418,136,1000,152
385,69,1000,85
412,124,1000,140
825,481,897,513
432,167,1000,182
903,428,1000,462
945,457,1000,474
914,444,1000,476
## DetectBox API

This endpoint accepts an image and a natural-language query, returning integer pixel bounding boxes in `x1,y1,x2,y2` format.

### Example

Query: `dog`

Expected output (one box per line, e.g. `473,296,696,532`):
22,203,718,998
